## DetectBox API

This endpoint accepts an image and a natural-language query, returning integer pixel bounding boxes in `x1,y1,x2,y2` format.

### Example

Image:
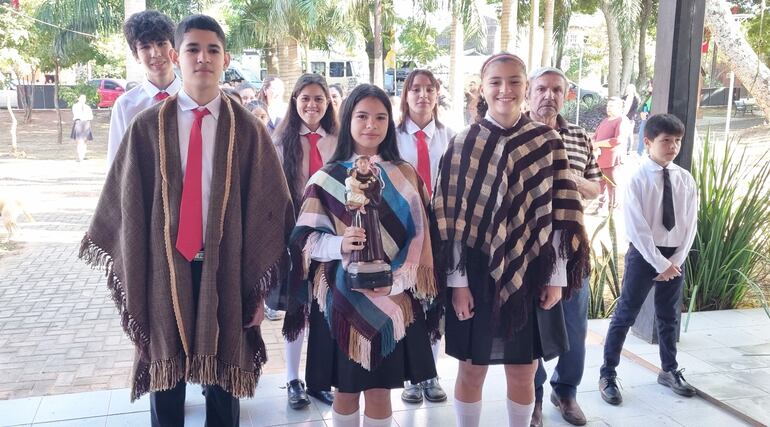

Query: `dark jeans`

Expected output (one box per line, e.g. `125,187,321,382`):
150,381,240,427
600,244,683,377
149,259,240,427
535,280,589,401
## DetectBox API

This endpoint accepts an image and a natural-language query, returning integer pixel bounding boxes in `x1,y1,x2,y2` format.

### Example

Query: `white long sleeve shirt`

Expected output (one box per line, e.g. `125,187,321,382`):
175,89,221,244
107,77,182,168
447,112,567,288
624,155,698,273
395,117,456,189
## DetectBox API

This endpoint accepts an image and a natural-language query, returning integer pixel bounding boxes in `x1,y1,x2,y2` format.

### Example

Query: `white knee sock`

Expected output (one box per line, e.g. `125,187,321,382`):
362,414,392,427
454,398,482,427
285,328,305,382
332,408,360,427
431,340,440,364
506,399,535,427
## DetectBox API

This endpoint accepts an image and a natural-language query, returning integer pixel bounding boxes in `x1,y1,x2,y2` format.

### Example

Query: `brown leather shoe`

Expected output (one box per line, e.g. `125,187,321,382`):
550,391,587,426
530,400,543,427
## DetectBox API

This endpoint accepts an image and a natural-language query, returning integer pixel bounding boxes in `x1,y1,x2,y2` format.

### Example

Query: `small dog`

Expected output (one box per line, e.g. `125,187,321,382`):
0,195,35,240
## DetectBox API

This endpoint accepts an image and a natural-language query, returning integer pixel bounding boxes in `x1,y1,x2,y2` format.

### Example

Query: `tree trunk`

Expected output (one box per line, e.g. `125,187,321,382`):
366,38,375,84
124,0,146,81
7,97,17,154
705,0,770,119
448,12,465,124
620,38,636,91
54,60,62,145
500,0,518,52
636,0,653,87
528,0,540,70
601,0,622,97
265,45,279,76
277,38,302,101
555,36,565,69
372,0,384,88
541,0,555,67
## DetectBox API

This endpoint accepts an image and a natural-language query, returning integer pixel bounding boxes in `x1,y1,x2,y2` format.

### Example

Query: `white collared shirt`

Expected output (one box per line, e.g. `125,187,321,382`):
624,155,698,273
72,102,93,121
176,89,222,244
107,77,182,168
395,117,456,189
448,111,566,288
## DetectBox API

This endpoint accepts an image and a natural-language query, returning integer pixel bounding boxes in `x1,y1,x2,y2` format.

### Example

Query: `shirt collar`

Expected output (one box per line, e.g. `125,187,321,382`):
642,155,679,172
142,76,181,98
484,111,522,129
405,117,436,138
177,89,221,120
300,123,328,137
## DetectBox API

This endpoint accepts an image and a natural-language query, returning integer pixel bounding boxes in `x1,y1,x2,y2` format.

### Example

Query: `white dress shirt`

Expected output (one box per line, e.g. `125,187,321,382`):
447,112,567,288
107,77,182,168
624,155,698,273
72,102,93,121
176,89,222,244
395,117,456,189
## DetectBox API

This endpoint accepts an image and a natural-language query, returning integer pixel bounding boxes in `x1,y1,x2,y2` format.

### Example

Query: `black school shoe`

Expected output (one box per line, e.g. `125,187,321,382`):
401,382,423,403
307,388,334,405
287,379,311,409
658,369,697,397
599,374,623,405
421,378,447,402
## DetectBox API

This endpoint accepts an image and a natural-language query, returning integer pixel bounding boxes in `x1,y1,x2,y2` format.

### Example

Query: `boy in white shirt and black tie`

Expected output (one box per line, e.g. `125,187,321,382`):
599,114,698,405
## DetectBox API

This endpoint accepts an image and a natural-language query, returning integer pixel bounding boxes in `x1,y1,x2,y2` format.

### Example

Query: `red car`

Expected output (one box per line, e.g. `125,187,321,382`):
88,78,126,108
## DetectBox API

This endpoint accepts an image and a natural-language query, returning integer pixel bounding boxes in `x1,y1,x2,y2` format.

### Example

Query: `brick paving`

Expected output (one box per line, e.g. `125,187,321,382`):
0,112,290,401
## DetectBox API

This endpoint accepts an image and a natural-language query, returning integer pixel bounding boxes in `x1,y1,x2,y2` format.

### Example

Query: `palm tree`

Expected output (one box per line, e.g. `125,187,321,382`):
705,0,770,119
499,0,518,52
528,0,540,70
372,0,384,88
446,0,483,123
636,0,654,87
599,0,621,96
34,0,121,144
541,0,555,67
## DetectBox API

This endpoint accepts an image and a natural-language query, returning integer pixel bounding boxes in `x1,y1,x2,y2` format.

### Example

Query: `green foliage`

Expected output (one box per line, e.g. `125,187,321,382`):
60,82,98,106
684,134,770,325
588,208,622,319
398,17,445,65
744,11,769,66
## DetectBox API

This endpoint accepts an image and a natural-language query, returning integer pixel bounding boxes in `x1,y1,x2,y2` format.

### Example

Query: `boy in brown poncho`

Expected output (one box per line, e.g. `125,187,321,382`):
79,15,293,426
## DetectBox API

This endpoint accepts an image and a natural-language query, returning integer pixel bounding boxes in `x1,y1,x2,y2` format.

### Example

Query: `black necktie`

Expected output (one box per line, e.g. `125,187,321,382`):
662,167,676,231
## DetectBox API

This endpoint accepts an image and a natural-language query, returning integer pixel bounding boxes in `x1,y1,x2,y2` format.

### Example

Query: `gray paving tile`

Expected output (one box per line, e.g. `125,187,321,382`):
667,401,752,427
106,389,149,415
33,391,110,423
638,350,721,375
31,416,106,427
687,372,768,400
242,395,323,427
104,412,148,427
721,394,770,425
391,404,455,427
725,367,770,394
0,396,41,426
602,414,682,426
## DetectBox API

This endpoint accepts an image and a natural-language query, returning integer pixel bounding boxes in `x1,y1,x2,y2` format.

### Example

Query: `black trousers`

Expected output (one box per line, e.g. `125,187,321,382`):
149,260,240,427
601,244,683,377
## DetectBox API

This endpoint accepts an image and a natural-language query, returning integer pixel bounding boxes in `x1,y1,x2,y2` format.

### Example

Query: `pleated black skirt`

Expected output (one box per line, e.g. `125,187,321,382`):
445,247,569,365
70,120,93,141
305,298,437,393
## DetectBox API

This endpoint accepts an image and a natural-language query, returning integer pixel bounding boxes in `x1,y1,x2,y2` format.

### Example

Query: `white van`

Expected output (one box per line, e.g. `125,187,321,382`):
307,59,366,91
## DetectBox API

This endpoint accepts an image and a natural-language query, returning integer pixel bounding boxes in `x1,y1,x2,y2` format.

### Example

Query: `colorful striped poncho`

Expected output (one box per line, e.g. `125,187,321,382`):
283,158,439,370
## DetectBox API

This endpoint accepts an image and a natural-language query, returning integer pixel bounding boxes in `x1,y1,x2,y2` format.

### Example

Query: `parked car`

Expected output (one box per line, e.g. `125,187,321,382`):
568,81,602,103
88,78,126,108
222,61,262,90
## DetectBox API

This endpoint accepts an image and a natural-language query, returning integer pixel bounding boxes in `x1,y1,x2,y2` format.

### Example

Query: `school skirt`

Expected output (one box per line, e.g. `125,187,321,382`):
306,298,437,393
70,120,93,141
445,248,569,365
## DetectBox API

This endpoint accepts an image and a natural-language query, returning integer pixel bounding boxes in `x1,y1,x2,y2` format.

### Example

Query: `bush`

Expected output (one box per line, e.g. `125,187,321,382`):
588,208,623,319
60,82,99,108
561,98,607,132
684,133,770,326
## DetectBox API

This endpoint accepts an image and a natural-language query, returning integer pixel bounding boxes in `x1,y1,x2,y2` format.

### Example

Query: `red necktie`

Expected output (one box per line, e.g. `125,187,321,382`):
154,91,169,101
307,132,323,177
176,108,209,261
415,130,432,196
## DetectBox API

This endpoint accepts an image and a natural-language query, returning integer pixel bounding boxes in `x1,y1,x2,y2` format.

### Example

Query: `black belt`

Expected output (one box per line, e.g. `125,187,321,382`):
193,250,204,262
630,243,677,258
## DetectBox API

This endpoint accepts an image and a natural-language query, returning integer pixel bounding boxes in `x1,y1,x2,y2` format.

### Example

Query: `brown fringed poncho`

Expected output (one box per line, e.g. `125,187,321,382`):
79,93,293,401
433,116,590,335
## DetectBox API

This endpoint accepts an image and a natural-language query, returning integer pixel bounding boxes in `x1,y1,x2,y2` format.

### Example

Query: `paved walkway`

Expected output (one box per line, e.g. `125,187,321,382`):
0,311,761,426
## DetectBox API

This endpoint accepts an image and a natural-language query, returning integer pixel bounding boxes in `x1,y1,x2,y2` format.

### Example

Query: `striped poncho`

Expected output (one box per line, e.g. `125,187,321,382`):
433,116,590,335
283,158,439,370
